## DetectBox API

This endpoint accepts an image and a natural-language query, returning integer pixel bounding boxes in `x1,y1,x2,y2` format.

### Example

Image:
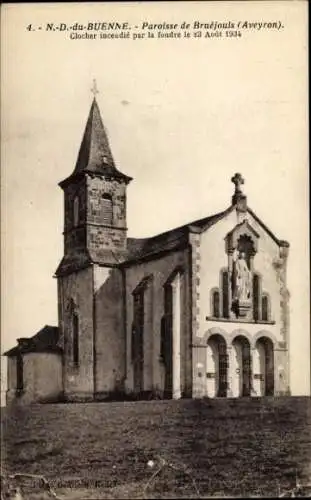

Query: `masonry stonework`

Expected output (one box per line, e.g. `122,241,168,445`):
94,265,125,396
59,268,95,400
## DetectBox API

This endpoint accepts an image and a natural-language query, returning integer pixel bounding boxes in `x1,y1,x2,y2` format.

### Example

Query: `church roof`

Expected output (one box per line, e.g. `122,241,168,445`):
247,207,289,248
59,97,132,188
126,206,234,264
125,203,289,265
3,325,61,357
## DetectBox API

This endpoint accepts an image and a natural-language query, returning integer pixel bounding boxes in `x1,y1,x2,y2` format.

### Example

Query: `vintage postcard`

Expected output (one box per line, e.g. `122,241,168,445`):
1,1,310,499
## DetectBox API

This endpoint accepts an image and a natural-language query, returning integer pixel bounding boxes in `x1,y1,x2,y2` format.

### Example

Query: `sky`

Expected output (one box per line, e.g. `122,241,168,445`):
1,1,309,400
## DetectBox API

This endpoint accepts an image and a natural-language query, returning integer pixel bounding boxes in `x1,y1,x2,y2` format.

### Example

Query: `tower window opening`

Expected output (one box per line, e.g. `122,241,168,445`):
102,193,113,225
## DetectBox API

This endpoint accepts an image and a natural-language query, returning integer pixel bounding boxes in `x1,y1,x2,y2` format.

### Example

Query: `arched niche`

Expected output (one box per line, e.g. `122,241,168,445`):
225,220,259,259
225,221,260,319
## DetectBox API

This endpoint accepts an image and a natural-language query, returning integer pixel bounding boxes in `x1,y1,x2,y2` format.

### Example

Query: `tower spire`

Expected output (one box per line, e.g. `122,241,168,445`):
59,88,132,188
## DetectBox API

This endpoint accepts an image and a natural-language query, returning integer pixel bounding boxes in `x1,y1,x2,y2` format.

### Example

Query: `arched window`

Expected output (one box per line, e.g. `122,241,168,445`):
132,291,144,363
222,270,229,318
73,196,79,227
262,294,270,321
102,193,113,225
253,274,260,321
132,290,145,393
212,290,220,318
72,313,79,366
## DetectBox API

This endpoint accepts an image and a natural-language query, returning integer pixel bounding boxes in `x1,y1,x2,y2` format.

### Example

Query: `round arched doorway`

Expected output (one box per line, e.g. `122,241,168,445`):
206,334,228,397
231,336,251,397
253,337,274,396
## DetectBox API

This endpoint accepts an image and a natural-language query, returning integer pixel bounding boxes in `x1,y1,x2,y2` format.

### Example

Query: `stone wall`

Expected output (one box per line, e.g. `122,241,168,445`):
6,353,62,404
86,176,128,260
86,176,127,229
93,265,125,396
124,248,192,397
62,174,128,267
7,357,17,392
192,207,290,396
58,267,95,400
63,177,87,254
6,357,17,405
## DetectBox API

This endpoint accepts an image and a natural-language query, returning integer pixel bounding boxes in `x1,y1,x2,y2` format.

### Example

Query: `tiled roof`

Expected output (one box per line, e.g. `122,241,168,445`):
55,248,127,276
3,325,61,357
125,206,233,263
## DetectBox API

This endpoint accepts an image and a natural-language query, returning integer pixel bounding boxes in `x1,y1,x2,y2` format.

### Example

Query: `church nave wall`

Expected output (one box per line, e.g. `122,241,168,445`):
124,248,192,397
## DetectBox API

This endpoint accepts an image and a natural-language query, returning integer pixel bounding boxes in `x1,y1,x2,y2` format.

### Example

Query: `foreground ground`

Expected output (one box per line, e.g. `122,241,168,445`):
1,397,311,498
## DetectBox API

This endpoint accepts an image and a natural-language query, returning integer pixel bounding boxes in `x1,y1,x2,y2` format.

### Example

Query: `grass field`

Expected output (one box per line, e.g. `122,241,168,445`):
1,397,311,498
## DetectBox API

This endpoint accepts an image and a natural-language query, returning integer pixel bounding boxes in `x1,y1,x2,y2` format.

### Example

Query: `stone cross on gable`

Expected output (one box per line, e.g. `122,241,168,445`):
231,173,244,193
91,79,99,97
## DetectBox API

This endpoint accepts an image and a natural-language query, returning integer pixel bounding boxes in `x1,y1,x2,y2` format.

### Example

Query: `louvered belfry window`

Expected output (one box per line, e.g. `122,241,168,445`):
102,193,113,226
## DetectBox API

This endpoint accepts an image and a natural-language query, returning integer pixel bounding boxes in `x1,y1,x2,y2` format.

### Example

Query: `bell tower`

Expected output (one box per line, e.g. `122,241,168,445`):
56,81,132,276
55,83,132,400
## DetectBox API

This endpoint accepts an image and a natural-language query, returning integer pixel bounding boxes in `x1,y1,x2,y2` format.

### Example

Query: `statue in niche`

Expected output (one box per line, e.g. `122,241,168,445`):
233,251,252,302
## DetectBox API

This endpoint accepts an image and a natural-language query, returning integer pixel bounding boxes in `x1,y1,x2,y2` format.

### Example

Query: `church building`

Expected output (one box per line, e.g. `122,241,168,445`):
4,94,291,404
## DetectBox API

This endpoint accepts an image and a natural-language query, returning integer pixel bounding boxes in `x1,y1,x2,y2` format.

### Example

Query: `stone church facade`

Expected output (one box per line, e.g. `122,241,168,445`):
4,96,290,404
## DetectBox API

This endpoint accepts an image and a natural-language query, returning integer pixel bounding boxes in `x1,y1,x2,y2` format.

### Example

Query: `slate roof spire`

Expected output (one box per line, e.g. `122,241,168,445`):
60,82,132,187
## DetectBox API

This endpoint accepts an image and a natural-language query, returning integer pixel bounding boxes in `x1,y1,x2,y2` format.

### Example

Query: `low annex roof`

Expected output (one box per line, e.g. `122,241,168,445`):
3,325,61,357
